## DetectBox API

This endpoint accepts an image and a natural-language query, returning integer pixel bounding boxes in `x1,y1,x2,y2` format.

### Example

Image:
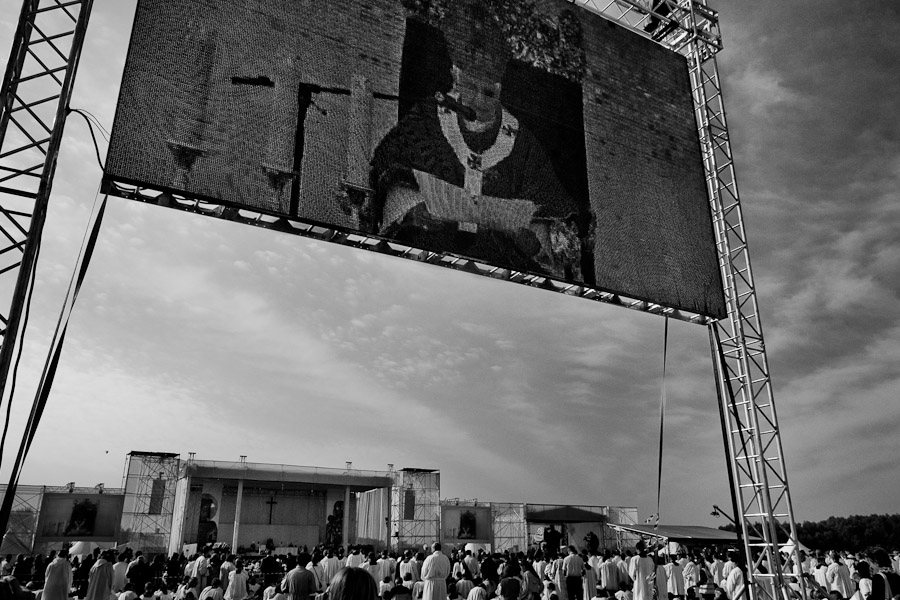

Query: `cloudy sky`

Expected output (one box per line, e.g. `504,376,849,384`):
0,0,897,529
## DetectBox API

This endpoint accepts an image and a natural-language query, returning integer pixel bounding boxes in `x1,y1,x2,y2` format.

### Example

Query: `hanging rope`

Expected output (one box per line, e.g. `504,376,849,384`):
0,193,109,534
655,316,669,540
0,109,108,472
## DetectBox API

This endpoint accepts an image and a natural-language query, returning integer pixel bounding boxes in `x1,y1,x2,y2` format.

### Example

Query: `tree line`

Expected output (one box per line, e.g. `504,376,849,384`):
718,514,900,552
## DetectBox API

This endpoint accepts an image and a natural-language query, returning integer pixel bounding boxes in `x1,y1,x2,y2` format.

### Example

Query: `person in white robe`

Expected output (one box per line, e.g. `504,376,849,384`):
421,544,451,600
345,549,366,569
721,556,736,582
321,551,342,586
723,567,744,600
467,586,487,600
114,554,130,593
85,551,115,600
664,557,685,599
379,553,397,584
582,561,597,600
721,553,744,600
600,555,619,594
463,553,480,580
616,554,631,588
44,550,73,600
681,556,699,591
707,555,724,587
225,561,249,600
655,563,667,600
400,553,421,584
548,555,567,600
812,555,829,591
627,545,654,600
825,551,853,599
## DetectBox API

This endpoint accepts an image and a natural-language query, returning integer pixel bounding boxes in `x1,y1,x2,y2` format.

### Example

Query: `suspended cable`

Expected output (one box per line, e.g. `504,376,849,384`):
655,315,669,540
0,111,108,461
70,107,110,140
0,191,108,530
68,108,107,169
0,226,41,472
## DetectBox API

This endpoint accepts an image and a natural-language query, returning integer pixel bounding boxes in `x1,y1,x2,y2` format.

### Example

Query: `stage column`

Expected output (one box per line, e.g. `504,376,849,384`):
232,479,244,551
169,472,191,555
342,486,351,549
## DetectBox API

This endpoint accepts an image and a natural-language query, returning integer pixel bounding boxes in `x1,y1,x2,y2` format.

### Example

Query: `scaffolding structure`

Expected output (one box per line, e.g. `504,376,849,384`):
0,484,43,554
606,506,640,550
389,468,439,551
121,451,181,554
489,503,527,552
437,502,638,553
0,484,125,553
577,3,802,600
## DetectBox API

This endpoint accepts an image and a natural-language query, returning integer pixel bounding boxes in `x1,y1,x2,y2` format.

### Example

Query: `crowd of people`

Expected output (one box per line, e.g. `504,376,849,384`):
0,541,898,600
783,548,900,600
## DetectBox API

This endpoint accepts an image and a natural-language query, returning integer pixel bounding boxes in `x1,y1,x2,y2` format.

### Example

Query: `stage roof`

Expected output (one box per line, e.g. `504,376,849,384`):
526,506,608,523
608,524,754,545
182,460,395,492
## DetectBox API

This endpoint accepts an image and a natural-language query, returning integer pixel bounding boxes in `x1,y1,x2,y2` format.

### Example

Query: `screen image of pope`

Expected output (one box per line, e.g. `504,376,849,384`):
369,1,590,280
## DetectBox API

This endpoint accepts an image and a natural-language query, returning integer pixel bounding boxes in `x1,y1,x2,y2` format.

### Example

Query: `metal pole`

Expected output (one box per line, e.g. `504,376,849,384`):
709,324,744,554
233,478,244,551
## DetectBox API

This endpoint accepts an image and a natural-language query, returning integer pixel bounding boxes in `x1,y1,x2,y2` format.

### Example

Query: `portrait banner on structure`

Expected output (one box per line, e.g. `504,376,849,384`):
34,493,125,542
441,505,493,545
105,0,726,318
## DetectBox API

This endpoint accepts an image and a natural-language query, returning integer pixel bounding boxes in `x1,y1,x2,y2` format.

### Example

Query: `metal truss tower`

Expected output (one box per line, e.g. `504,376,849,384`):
121,451,181,553
0,0,93,417
578,2,803,600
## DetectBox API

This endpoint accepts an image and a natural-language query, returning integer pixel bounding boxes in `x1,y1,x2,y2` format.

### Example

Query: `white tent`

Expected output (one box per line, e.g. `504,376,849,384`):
67,540,115,557
779,539,811,555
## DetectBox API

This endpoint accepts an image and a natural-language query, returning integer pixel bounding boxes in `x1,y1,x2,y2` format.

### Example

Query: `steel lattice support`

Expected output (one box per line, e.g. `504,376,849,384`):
0,483,125,553
577,2,803,600
0,483,43,553
0,0,94,427
694,46,806,600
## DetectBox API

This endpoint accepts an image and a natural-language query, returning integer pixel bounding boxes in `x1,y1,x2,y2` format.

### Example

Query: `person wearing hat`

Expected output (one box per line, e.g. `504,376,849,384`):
370,1,582,280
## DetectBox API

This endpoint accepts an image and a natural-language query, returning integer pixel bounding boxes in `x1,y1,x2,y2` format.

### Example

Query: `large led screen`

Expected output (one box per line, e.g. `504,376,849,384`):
441,505,493,545
105,0,726,318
